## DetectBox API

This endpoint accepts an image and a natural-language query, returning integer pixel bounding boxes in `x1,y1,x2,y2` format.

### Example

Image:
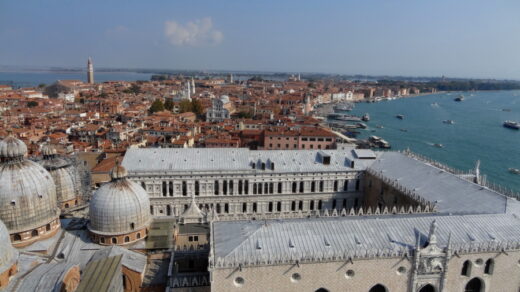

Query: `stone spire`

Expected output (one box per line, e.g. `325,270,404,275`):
180,194,205,224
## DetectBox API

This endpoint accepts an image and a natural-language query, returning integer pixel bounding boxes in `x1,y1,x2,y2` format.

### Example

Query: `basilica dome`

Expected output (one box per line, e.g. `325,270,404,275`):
0,136,61,246
38,145,80,210
88,164,151,245
0,219,17,280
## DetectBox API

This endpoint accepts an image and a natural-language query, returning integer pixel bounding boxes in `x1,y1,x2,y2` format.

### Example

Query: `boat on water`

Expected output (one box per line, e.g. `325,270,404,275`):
431,102,439,106
509,168,520,175
454,95,464,102
396,114,404,120
375,125,384,129
333,103,354,112
502,108,512,112
434,143,444,148
328,113,362,122
399,128,408,132
368,136,391,149
361,113,370,121
503,121,520,130
443,120,455,124
356,122,367,129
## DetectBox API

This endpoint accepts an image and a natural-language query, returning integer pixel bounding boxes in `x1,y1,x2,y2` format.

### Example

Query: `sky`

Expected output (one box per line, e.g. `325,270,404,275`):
1,0,520,79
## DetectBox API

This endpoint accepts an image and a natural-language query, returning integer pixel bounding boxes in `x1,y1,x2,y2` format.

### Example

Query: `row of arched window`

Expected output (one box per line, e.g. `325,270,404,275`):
144,178,361,197
461,258,494,276
316,278,483,292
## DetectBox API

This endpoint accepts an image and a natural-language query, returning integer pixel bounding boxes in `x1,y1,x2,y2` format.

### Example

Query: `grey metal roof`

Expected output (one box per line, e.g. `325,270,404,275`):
368,152,508,215
122,148,378,174
212,213,520,267
89,245,147,273
16,262,78,292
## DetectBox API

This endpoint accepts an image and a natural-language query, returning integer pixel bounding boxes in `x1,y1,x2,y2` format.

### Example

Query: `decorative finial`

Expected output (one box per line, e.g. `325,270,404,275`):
428,220,438,246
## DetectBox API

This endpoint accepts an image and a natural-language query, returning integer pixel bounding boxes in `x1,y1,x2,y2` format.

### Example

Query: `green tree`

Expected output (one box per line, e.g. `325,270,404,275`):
179,99,192,113
38,83,46,88
148,99,165,114
124,84,141,94
27,101,38,108
191,99,203,115
164,99,174,111
236,111,253,119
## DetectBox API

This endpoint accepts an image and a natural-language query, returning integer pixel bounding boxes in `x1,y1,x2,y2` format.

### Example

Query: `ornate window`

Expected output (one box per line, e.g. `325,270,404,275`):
484,259,494,275
461,260,472,276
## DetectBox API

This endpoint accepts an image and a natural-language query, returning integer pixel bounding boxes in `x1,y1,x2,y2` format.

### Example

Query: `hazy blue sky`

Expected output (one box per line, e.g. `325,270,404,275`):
1,0,520,79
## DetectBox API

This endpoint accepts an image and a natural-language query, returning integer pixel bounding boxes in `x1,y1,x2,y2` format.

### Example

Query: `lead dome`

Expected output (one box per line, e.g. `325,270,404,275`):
0,218,18,288
0,136,61,247
88,164,151,245
38,145,81,211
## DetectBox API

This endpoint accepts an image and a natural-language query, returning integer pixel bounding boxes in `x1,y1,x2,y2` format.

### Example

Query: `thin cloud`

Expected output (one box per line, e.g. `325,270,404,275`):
164,17,223,47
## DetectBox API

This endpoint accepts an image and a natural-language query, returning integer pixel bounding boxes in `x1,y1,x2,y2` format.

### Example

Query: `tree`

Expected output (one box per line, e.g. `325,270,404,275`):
124,84,141,94
38,83,46,88
148,99,165,114
164,99,174,111
179,100,192,113
191,99,203,115
27,101,38,108
236,111,253,119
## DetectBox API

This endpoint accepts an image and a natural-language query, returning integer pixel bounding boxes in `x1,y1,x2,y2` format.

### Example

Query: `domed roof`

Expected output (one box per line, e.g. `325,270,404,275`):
88,165,151,235
220,95,230,104
38,145,78,206
0,219,18,275
0,135,27,160
0,137,60,233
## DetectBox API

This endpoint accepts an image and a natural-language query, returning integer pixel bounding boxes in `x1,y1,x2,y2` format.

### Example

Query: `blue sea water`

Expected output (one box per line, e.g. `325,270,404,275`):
348,91,520,192
0,71,153,88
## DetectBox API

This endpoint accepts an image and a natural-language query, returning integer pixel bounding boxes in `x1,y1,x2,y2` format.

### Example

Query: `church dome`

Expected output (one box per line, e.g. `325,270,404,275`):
0,136,60,238
88,165,151,239
0,219,18,276
38,145,79,210
0,136,27,161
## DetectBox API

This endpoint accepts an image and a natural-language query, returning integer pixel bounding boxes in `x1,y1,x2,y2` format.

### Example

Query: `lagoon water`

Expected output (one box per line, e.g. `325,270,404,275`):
349,91,520,192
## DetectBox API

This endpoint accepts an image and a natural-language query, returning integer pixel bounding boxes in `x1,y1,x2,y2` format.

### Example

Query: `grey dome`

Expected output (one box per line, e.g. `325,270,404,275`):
0,137,60,233
0,136,27,160
0,219,18,275
88,166,151,235
38,148,79,206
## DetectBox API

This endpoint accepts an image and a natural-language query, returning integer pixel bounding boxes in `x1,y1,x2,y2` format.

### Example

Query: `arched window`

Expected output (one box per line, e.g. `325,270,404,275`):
315,289,329,292
311,181,316,192
195,181,200,196
319,181,324,192
162,181,167,197
182,181,187,196
268,202,273,212
242,203,247,213
223,180,228,195
112,237,117,244
13,234,21,241
136,233,141,239
461,260,472,276
291,201,296,211
369,284,388,292
418,284,436,292
31,230,39,237
169,181,174,196
292,182,297,193
310,200,315,210
278,182,282,193
130,222,135,229
252,203,257,213
214,180,219,195
46,224,51,231
484,259,494,275
253,183,257,195
124,236,130,243
277,201,282,212
334,180,338,192
238,180,243,194
166,205,171,216
65,203,70,208
299,181,304,193
464,278,483,292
